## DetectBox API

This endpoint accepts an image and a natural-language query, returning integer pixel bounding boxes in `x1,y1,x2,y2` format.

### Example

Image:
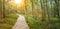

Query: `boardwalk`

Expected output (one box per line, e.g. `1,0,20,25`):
12,14,29,29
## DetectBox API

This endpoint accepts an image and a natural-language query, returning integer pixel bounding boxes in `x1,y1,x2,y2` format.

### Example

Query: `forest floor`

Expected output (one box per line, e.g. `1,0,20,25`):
0,14,60,29
0,14,18,29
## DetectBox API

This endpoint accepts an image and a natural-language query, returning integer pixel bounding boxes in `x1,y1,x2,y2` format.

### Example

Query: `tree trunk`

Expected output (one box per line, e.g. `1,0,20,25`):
2,0,5,18
54,0,60,22
40,0,46,21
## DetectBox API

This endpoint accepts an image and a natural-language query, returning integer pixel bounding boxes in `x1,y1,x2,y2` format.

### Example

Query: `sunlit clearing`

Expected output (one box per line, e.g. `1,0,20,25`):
15,0,23,4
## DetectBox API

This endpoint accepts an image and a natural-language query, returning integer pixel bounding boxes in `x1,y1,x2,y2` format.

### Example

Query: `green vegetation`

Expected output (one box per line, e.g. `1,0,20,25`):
0,0,60,29
0,14,18,29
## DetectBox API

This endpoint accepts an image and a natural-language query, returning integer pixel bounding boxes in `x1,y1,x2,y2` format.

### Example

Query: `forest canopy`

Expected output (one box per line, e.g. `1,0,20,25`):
0,0,60,29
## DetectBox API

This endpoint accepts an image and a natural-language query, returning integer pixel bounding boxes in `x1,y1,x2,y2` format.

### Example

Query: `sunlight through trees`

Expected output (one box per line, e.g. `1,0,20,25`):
0,0,60,29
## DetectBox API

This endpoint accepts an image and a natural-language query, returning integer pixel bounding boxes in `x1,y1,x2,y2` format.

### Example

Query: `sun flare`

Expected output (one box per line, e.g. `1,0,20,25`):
15,0,23,4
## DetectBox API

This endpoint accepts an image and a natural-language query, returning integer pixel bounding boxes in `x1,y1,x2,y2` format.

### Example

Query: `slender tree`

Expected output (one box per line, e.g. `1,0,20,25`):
54,0,60,21
2,0,5,18
40,0,46,21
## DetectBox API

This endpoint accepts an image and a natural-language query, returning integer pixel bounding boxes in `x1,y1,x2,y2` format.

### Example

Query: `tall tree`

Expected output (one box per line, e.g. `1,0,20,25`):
2,0,5,18
0,0,2,19
54,0,60,21
40,0,46,21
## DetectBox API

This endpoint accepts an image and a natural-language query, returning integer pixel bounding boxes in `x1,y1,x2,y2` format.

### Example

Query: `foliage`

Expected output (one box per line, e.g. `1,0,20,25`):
0,0,60,29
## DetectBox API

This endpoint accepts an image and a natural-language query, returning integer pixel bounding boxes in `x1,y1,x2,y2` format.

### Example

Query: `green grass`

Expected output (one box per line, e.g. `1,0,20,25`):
0,14,18,29
27,15,60,29
0,14,60,29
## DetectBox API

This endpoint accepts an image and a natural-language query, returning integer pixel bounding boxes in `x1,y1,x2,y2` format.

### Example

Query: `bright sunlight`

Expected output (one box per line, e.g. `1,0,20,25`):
15,0,23,4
